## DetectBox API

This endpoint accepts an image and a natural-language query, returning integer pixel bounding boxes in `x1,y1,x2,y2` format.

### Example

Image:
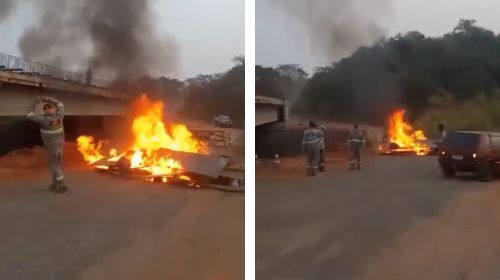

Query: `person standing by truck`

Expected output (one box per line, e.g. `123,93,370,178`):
86,67,92,85
438,124,447,142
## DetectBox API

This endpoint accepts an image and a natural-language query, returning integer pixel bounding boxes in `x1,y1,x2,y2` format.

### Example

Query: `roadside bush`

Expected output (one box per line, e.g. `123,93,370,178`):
416,94,500,136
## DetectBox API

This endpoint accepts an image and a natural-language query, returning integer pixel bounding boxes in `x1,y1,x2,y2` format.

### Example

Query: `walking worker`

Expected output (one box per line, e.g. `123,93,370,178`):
348,124,365,170
303,121,323,176
26,96,67,193
318,124,326,172
86,67,92,85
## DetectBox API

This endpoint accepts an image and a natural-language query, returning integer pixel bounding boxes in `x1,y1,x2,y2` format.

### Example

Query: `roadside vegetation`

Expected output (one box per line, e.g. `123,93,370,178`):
416,94,500,137
257,19,500,133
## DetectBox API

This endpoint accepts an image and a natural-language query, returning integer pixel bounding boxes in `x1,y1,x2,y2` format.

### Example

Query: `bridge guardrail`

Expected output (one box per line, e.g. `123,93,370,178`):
0,52,109,88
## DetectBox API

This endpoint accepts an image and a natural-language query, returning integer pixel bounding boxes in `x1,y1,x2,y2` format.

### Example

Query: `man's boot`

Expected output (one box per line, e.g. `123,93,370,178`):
349,162,355,170
319,165,325,172
311,168,317,176
357,162,361,170
52,180,68,193
307,167,312,176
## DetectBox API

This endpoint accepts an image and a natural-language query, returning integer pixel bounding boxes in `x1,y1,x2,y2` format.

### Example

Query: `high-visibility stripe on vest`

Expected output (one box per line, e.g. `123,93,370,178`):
40,127,64,134
303,139,320,144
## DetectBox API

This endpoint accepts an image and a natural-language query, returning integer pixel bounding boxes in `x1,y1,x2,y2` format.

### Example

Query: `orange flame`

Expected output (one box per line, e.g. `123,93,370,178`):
76,94,207,178
131,95,207,155
387,109,430,156
77,135,104,163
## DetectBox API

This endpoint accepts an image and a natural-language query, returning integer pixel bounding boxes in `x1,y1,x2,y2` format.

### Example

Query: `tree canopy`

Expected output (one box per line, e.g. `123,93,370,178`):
112,56,244,127
258,19,500,124
256,64,308,105
180,56,245,127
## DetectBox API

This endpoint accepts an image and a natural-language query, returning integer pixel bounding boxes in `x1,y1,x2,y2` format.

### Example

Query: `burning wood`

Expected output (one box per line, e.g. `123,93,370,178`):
76,94,243,191
378,109,431,156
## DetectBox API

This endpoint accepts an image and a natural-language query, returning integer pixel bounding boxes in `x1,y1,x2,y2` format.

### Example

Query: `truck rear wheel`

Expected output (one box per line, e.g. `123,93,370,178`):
440,163,456,178
478,162,494,182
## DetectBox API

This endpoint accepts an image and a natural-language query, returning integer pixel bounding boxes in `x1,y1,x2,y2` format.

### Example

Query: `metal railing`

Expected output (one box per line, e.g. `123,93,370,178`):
0,52,109,88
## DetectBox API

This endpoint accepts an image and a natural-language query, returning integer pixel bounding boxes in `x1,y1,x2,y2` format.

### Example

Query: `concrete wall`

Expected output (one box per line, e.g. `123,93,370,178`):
256,122,350,158
0,116,126,156
0,84,128,116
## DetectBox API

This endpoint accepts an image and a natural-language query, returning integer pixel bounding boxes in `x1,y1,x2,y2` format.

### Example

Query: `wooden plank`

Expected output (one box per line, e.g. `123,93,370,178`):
158,149,229,178
90,150,230,179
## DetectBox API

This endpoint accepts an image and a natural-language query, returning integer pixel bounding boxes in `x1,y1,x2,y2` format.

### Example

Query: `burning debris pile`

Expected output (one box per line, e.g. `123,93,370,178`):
378,110,432,156
77,95,243,191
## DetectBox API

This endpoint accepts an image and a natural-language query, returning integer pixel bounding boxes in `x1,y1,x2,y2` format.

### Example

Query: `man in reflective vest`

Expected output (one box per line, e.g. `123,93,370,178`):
438,124,447,142
27,96,67,193
303,121,323,176
348,124,365,170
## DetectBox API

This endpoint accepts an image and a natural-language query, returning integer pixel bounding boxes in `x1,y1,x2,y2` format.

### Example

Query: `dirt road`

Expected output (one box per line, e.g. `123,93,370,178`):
257,155,500,280
0,168,244,280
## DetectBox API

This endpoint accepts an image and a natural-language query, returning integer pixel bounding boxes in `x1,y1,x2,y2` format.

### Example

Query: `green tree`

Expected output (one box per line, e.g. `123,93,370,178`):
291,19,500,124
180,56,245,127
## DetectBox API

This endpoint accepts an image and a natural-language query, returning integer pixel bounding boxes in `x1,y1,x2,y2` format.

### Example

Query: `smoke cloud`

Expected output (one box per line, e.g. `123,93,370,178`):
18,0,178,80
268,0,394,63
0,0,15,22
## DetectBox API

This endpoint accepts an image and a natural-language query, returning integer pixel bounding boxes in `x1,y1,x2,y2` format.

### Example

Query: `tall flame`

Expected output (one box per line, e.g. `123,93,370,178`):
131,95,207,154
387,109,430,156
76,94,207,177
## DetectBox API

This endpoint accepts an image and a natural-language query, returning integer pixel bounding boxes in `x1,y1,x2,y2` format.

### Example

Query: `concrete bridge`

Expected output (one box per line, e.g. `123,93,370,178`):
255,95,290,158
0,53,131,155
255,95,287,127
0,52,129,116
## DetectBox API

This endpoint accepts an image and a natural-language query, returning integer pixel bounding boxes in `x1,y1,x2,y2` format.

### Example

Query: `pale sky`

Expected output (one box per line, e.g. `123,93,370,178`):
0,0,244,79
257,0,500,73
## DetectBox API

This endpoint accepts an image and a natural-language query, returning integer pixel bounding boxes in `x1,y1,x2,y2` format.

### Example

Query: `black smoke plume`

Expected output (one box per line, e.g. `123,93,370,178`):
18,0,178,80
267,0,394,63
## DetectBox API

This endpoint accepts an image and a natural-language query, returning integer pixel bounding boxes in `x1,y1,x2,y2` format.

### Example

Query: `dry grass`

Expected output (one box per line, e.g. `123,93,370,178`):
416,95,500,136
